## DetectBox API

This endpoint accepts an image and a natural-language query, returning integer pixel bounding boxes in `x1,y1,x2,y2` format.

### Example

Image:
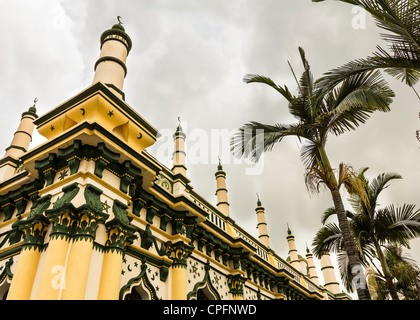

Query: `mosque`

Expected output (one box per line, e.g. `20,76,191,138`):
0,20,350,300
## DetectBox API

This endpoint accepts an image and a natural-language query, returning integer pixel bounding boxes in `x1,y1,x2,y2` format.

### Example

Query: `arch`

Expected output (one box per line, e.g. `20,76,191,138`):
123,279,152,300
0,258,13,300
119,259,160,300
187,261,221,300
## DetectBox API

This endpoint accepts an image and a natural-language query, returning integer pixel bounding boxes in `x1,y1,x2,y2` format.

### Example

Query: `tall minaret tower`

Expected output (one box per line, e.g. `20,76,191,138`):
255,194,270,248
172,120,187,177
320,252,341,295
286,225,302,272
215,158,230,217
92,17,132,100
0,101,38,181
305,245,320,286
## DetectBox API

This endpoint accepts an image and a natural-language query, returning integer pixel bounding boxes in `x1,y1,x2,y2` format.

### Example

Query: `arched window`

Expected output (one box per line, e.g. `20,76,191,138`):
123,280,152,300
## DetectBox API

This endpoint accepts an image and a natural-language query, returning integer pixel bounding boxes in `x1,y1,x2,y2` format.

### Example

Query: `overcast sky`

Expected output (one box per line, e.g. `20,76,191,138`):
1,0,419,298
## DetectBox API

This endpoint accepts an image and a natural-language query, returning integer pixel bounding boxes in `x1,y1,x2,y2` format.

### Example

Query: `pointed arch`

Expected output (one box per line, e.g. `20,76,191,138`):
0,258,14,300
187,261,221,300
119,259,160,300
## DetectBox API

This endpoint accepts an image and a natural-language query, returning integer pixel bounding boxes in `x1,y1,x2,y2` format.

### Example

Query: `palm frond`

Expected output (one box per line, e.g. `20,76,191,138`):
243,74,295,103
312,223,344,258
313,0,420,87
321,206,354,225
230,121,310,162
375,204,420,245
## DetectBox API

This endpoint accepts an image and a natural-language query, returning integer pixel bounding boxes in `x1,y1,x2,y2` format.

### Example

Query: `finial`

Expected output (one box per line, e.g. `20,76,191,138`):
217,155,223,170
287,223,292,235
33,97,38,106
117,16,123,25
256,193,262,206
178,116,181,125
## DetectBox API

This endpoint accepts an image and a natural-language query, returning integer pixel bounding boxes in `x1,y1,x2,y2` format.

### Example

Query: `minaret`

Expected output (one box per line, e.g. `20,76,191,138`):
255,194,270,248
305,245,320,285
0,101,38,181
92,17,132,100
320,252,341,295
286,225,302,272
215,158,230,217
172,120,187,177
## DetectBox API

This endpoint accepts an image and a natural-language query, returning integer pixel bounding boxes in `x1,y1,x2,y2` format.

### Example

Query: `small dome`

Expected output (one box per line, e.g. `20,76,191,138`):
112,23,125,31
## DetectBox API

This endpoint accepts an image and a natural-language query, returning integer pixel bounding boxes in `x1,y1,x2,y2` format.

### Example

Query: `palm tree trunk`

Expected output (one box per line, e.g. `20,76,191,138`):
374,243,399,300
318,145,371,300
331,188,371,300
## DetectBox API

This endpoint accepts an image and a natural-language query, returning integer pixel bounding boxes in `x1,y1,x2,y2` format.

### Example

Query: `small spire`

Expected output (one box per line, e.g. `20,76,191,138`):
28,97,38,115
176,117,183,132
256,193,261,207
287,223,292,235
217,155,223,171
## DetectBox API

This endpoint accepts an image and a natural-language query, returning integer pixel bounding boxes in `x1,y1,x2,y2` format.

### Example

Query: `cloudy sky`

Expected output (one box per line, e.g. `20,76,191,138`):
1,0,419,297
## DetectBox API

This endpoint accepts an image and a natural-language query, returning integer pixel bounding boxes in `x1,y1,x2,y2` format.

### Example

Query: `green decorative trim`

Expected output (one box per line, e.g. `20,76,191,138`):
125,245,171,281
2,202,15,222
112,199,131,226
32,83,159,140
104,212,137,255
5,145,27,152
0,258,14,284
187,261,221,300
173,130,186,139
145,207,157,224
27,195,52,220
12,195,52,250
45,183,80,240
84,184,104,213
105,83,125,100
100,24,132,52
170,241,194,268
119,259,160,300
35,153,58,186
139,224,154,250
94,56,127,76
14,130,32,138
119,160,141,194
228,274,246,298
0,156,20,167
73,184,109,241
51,183,80,210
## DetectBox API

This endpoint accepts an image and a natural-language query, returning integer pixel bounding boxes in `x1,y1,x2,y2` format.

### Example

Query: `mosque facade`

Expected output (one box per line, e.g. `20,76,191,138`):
0,21,350,300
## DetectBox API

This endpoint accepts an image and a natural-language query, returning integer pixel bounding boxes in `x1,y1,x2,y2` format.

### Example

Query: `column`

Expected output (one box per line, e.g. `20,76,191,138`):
286,225,301,272
92,20,132,99
7,216,49,300
305,246,320,286
172,123,187,176
255,195,270,247
97,220,136,300
320,252,341,295
215,160,230,217
170,241,193,300
34,211,74,300
60,209,108,300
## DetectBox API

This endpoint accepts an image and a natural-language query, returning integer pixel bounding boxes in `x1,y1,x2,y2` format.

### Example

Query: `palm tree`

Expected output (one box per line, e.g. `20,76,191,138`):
312,168,420,299
366,245,420,299
231,47,394,300
313,0,420,97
